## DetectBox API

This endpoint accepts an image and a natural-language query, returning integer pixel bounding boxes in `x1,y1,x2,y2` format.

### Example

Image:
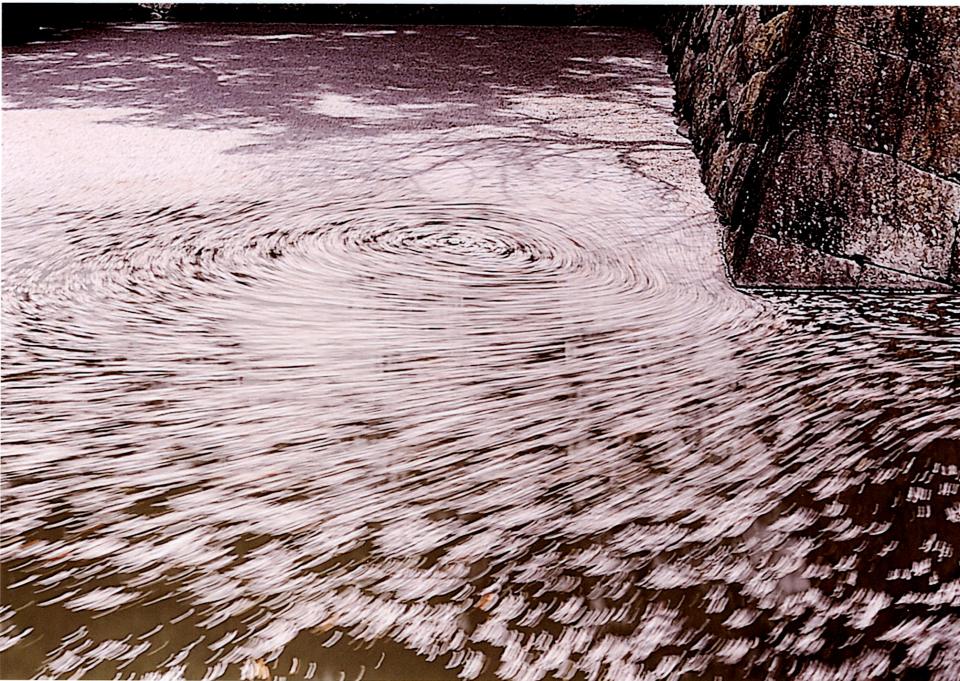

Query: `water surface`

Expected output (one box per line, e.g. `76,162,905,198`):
2,23,959,681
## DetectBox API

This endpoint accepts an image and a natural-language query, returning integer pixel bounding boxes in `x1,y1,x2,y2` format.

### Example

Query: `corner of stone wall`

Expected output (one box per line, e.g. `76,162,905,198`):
663,6,960,291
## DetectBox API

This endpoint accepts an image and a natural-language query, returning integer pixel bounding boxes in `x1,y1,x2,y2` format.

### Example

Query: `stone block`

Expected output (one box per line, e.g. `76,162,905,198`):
733,69,771,141
856,262,951,290
754,132,843,251
825,7,914,58
897,66,960,178
717,142,759,219
790,15,960,178
740,9,793,74
787,31,909,158
861,164,960,281
704,136,731,199
757,133,960,281
918,7,960,67
826,6,960,68
736,234,861,288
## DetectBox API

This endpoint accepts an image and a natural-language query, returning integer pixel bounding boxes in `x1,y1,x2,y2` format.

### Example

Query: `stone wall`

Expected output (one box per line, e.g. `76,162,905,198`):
663,7,960,290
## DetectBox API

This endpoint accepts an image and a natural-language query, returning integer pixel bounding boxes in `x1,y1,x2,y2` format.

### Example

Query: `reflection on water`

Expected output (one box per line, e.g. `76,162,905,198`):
2,23,959,681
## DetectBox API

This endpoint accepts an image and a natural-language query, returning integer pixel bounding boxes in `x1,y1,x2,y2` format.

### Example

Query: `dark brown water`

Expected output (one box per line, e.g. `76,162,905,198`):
2,23,959,681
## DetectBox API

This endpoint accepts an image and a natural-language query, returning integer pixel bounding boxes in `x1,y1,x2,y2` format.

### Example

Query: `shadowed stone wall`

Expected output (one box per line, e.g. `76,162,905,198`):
664,6,960,290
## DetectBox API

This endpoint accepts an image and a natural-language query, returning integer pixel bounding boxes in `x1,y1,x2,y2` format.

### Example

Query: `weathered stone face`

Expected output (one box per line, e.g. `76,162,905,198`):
662,6,960,290
758,133,959,284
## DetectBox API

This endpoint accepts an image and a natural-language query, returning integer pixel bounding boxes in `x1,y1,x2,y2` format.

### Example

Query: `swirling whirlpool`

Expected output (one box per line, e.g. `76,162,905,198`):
2,23,960,681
